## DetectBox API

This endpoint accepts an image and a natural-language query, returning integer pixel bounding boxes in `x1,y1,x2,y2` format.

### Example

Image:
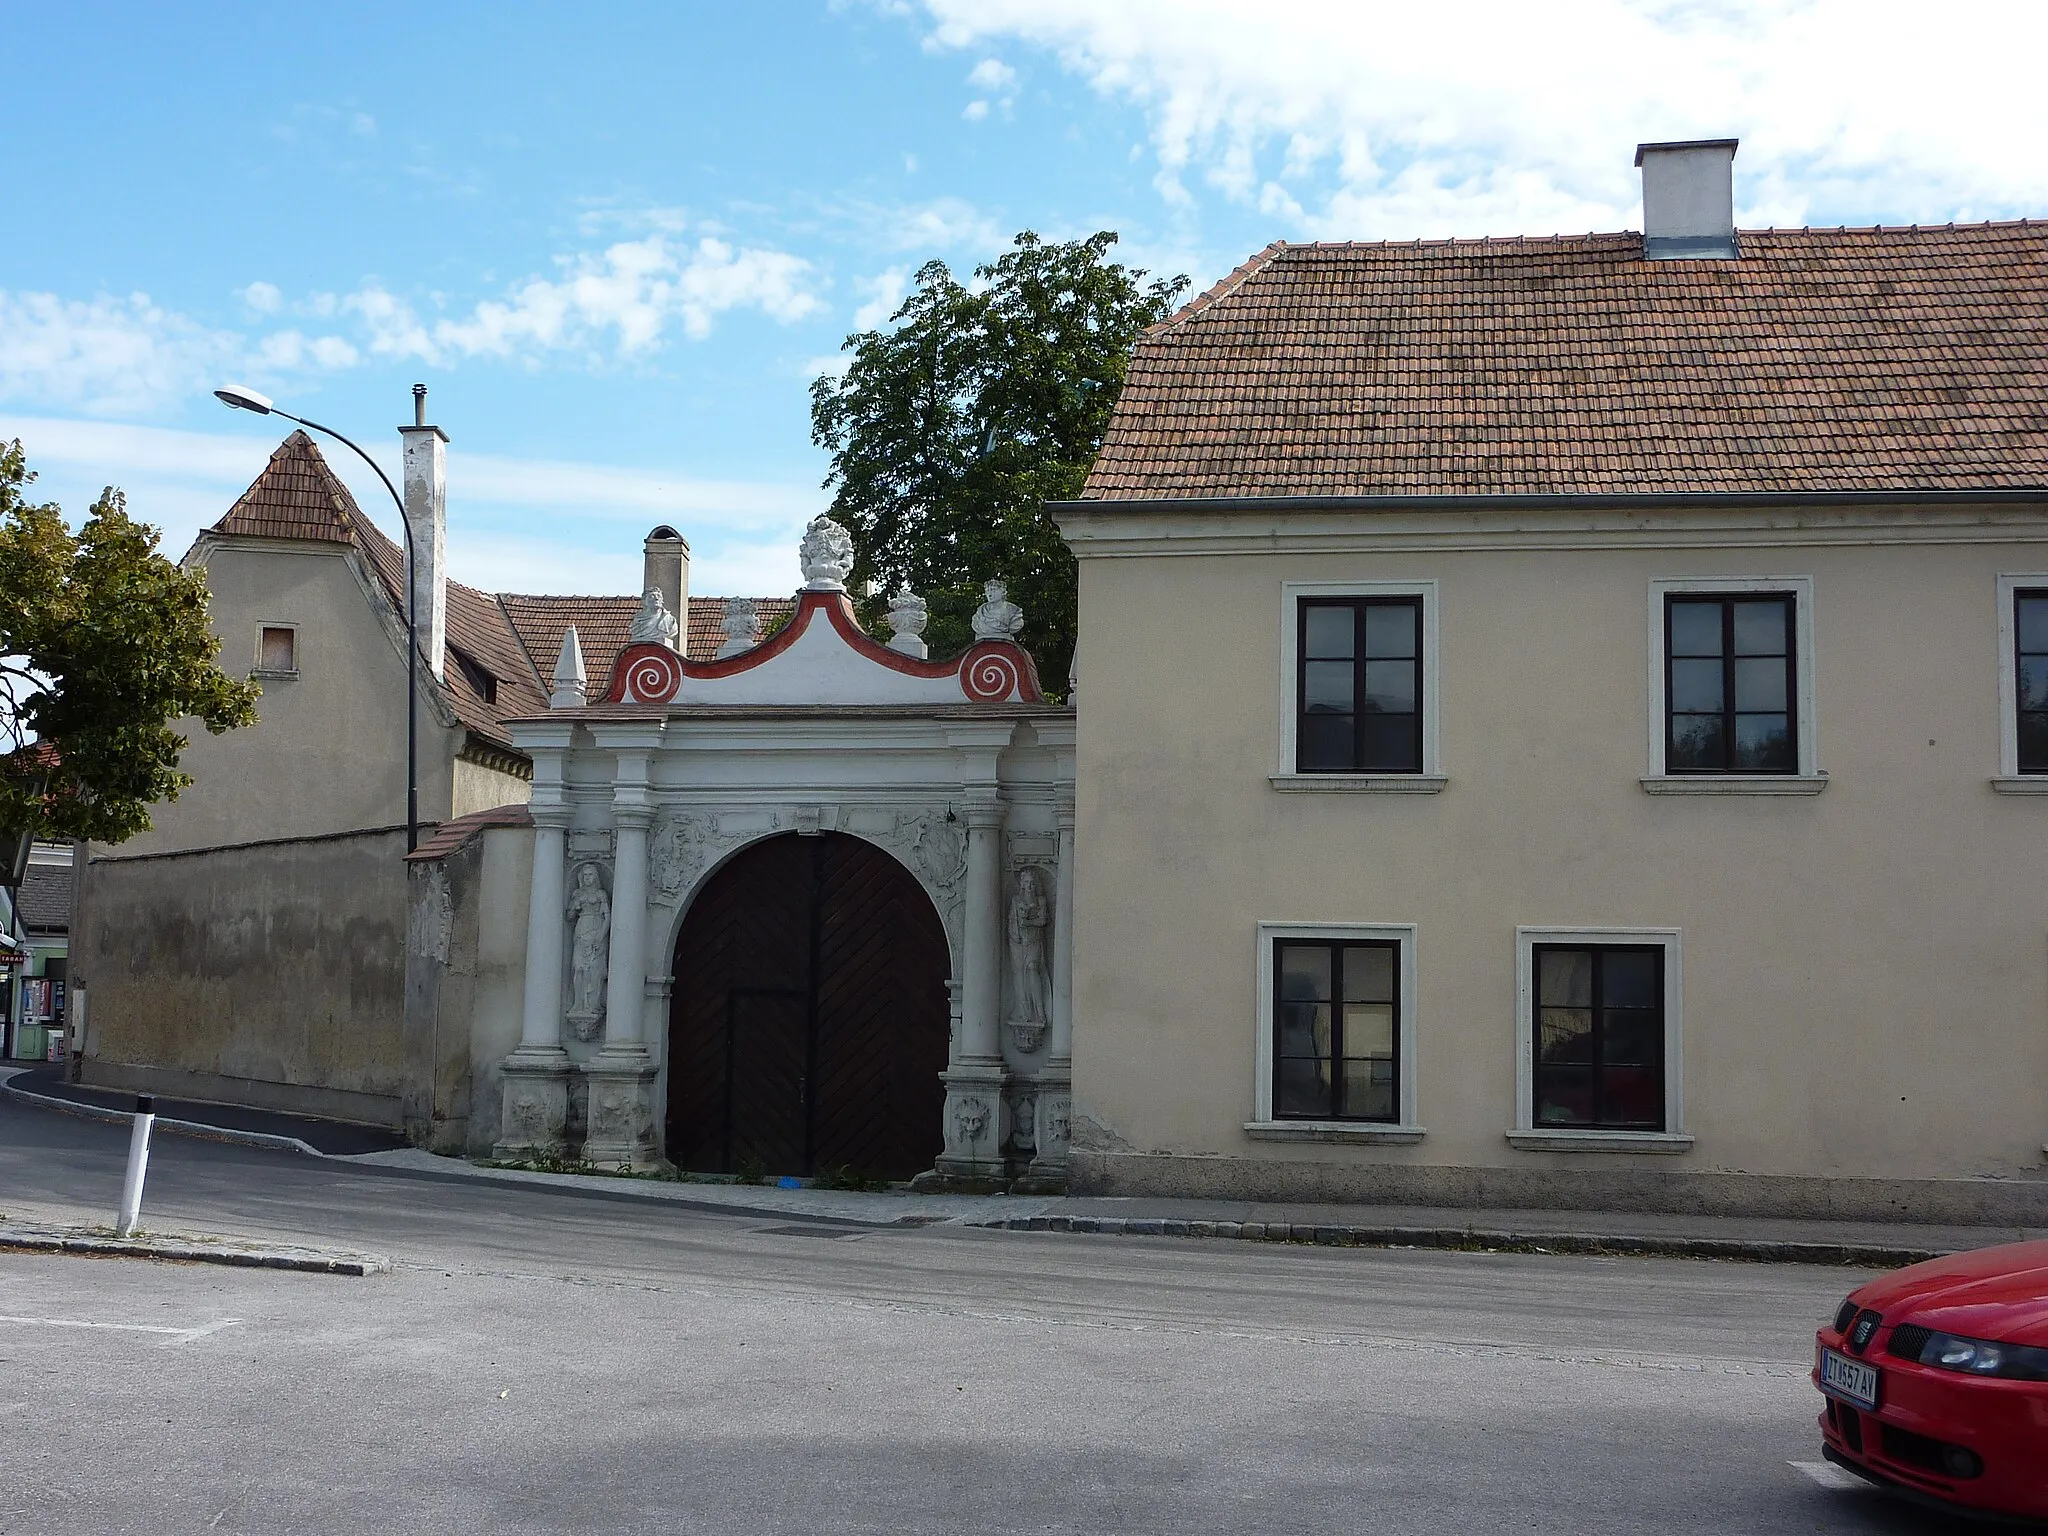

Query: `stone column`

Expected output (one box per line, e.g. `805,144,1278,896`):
1023,793,1076,1190
922,800,1008,1186
494,737,573,1159
582,733,662,1169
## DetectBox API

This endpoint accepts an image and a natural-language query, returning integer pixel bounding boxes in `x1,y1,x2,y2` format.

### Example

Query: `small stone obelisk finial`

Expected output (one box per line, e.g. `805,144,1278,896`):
549,625,587,708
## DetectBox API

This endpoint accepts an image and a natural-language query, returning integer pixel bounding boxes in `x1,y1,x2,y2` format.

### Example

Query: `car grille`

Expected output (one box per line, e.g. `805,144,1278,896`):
1826,1396,1864,1454
1847,1308,1883,1353
1887,1323,1931,1362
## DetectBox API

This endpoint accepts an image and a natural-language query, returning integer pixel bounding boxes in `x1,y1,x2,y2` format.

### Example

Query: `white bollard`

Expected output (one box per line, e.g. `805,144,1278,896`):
114,1095,155,1239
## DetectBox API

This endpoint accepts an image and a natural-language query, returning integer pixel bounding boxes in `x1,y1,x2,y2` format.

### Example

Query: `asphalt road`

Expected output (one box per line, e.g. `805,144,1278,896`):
0,1101,1979,1535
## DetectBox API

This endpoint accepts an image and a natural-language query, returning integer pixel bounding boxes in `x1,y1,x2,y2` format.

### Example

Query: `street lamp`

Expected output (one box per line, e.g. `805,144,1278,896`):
215,384,421,854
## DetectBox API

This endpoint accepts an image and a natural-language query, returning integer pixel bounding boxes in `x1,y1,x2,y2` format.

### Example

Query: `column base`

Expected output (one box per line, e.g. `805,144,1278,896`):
1015,1072,1071,1194
931,1065,1007,1181
909,1161,1012,1194
493,1049,573,1161
580,1048,659,1170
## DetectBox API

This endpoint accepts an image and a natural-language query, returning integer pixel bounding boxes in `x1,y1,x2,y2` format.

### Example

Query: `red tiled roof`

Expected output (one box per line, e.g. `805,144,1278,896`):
1082,223,2048,500
405,801,532,863
209,434,788,755
498,594,797,692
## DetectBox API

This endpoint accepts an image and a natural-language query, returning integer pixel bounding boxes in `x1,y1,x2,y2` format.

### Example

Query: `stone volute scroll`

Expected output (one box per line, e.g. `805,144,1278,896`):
1005,864,1053,1052
887,587,929,659
970,579,1024,642
716,597,761,658
628,587,681,650
799,514,855,591
564,860,612,1041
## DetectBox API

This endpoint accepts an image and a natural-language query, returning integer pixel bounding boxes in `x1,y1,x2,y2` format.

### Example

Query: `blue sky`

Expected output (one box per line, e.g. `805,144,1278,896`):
5,0,2048,599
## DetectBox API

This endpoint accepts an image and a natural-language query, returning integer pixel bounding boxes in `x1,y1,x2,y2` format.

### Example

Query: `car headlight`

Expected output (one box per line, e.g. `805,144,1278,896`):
1915,1330,2048,1382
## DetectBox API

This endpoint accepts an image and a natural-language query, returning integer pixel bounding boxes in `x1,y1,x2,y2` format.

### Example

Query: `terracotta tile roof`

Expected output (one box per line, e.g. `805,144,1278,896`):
497,594,797,692
214,431,370,541
1082,223,2048,500
209,432,789,755
405,801,532,864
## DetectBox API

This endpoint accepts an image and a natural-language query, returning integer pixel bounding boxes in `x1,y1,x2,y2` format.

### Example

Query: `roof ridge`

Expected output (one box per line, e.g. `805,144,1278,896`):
1147,240,1290,334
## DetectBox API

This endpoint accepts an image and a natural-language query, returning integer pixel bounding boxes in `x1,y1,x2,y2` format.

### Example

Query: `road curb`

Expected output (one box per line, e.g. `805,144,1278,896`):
968,1215,1947,1267
0,1227,388,1275
0,1079,325,1159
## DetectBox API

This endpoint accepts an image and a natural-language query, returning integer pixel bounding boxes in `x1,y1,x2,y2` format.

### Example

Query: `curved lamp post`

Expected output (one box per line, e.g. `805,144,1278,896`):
214,384,420,854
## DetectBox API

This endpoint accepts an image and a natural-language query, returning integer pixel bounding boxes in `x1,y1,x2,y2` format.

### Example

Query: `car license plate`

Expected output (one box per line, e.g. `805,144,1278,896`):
1820,1346,1880,1411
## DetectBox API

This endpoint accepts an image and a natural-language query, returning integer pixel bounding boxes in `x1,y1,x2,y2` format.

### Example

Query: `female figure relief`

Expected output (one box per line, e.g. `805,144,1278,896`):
1006,864,1053,1052
565,862,611,1040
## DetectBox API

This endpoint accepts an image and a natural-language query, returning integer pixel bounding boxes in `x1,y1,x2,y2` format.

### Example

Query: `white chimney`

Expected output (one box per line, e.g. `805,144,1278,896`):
1636,138,1739,260
399,384,449,680
643,525,690,653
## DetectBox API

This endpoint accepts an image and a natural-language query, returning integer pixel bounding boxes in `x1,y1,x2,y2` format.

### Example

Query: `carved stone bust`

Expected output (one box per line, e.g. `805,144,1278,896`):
628,587,679,649
716,596,761,659
886,587,928,658
799,515,856,591
970,579,1024,641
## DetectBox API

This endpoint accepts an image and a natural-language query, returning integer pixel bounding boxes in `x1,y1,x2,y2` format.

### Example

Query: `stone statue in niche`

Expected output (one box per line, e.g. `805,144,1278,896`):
799,515,855,591
628,587,680,649
565,861,611,1041
1005,864,1052,1052
970,579,1024,641
886,588,929,658
716,597,761,658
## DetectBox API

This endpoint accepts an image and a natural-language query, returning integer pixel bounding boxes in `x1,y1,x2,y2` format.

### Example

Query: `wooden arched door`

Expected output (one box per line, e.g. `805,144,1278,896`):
667,832,950,1180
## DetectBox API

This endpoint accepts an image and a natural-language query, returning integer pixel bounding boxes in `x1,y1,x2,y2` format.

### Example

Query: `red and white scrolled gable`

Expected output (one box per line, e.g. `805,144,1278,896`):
605,590,1043,708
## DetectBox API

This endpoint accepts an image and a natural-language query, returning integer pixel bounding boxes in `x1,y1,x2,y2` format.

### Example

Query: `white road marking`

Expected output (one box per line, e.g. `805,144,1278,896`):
0,1313,243,1346
1790,1459,1865,1491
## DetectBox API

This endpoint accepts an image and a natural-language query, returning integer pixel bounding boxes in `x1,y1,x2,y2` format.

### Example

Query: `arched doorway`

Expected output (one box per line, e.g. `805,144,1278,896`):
667,832,951,1180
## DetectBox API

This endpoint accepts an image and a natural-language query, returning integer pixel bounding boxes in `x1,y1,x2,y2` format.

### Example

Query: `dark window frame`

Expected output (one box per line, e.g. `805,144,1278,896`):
2014,589,2048,774
1295,595,1425,774
1663,592,1798,774
1271,936,1402,1123
1531,942,1667,1132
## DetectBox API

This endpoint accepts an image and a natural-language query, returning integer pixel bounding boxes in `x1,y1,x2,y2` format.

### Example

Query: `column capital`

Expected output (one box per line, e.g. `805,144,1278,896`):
612,802,656,830
963,800,1005,831
529,802,573,832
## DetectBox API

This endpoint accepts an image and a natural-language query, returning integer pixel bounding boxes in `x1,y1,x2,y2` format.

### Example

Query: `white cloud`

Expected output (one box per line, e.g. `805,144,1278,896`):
240,281,283,316
852,266,911,330
0,292,241,416
962,99,990,122
0,414,824,602
912,0,2048,237
343,235,823,366
967,57,1017,92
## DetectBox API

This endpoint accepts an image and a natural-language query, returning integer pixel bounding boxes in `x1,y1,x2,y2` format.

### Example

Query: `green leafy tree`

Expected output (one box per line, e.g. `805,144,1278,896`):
809,231,1186,693
1,439,258,844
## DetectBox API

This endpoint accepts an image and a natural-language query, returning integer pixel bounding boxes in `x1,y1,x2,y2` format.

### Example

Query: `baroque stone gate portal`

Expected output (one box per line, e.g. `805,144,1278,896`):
491,518,1076,1187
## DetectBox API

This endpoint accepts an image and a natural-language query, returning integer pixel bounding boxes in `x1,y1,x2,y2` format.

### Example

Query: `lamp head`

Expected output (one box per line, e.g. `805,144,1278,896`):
213,384,274,415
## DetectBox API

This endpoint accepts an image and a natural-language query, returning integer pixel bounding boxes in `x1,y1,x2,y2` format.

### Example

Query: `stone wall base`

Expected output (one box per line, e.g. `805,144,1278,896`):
80,1059,403,1130
1067,1150,2048,1228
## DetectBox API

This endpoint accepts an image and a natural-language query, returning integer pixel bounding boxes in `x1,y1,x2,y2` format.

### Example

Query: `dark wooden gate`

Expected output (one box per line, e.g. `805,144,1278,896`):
667,832,950,1179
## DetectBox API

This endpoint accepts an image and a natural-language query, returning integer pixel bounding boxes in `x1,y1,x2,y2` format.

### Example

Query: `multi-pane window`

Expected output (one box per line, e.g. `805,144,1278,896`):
1533,944,1664,1130
1297,597,1422,773
2014,591,2048,773
1273,938,1399,1121
1665,594,1796,772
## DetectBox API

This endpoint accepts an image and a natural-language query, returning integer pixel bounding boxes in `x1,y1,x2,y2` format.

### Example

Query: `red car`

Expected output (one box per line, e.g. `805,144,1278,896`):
1814,1238,2048,1519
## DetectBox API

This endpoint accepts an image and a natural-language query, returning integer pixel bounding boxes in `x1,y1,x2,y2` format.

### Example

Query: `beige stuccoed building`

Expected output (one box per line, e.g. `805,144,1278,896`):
1053,140,2048,1222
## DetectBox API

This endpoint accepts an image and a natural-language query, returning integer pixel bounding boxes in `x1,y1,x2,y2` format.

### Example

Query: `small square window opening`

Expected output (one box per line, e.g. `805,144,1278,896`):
259,626,296,673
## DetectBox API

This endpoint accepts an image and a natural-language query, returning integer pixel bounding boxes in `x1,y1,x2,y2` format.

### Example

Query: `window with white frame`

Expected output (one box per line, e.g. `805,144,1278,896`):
1278,581,1441,787
1645,577,1819,788
1252,922,1421,1137
1995,575,2048,785
1512,926,1687,1149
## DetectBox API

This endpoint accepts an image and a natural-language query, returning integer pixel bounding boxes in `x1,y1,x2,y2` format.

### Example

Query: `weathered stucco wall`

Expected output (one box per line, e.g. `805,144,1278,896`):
402,816,532,1153
76,829,408,1124
1065,514,2048,1219
123,538,467,855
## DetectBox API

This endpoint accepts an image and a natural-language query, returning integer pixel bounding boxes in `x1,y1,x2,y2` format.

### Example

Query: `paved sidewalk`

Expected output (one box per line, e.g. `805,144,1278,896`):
8,1065,2041,1265
3,1065,405,1155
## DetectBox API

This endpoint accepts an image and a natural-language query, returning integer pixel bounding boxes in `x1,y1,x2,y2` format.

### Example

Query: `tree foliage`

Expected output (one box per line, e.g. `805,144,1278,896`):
1,440,259,844
809,231,1186,693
